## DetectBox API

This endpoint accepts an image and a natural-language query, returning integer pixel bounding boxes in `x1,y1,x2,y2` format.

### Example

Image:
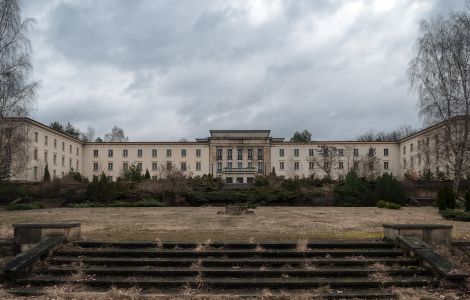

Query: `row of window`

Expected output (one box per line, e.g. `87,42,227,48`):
403,155,424,169
34,132,79,156
279,147,388,158
32,166,66,180
403,136,437,155
33,148,79,169
94,148,202,158
216,148,263,160
93,161,202,172
216,161,263,172
278,161,390,171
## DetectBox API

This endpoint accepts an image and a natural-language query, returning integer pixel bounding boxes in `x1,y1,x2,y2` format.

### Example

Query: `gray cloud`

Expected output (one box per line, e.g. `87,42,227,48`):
22,0,467,141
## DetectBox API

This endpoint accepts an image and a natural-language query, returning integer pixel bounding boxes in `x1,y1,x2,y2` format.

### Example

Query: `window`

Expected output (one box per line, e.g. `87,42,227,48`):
338,174,344,181
339,161,344,169
403,159,407,169
338,149,344,156
258,162,263,173
152,162,158,171
226,177,233,183
54,139,57,149
368,147,375,157
410,157,414,169
151,176,157,180
93,149,98,157
324,161,329,169
418,140,421,151
227,162,232,169
196,149,201,157
384,161,389,170
33,166,38,180
123,149,128,157
309,149,314,157
369,162,374,171
353,161,359,169
53,154,57,165
62,142,65,151
53,170,56,178
34,132,38,143
247,177,254,184
76,147,79,156
123,162,129,172
410,143,414,152
294,162,299,170
137,149,143,157
248,162,253,169
279,149,284,157
384,148,389,156
167,149,172,157
403,146,406,155
227,149,232,160
236,177,243,184
181,149,186,157
69,158,72,169
33,148,38,160
61,156,65,167
196,162,201,171
241,148,246,160
108,162,113,171
166,161,172,170
257,149,263,160
45,136,48,146
217,162,222,172
280,162,284,170
418,155,421,166
309,161,314,170
354,148,359,157
76,160,79,170
69,144,72,154
294,149,299,157
137,162,142,170
152,149,157,157
181,162,187,171
108,149,113,157
44,151,48,162
237,162,242,169
216,148,222,160
107,176,113,182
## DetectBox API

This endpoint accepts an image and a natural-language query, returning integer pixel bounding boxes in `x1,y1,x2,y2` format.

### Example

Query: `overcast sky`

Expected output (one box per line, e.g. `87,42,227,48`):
22,0,466,141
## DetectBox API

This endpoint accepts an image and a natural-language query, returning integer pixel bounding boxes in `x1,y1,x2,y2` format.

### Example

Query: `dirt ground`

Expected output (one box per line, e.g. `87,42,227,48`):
0,206,469,241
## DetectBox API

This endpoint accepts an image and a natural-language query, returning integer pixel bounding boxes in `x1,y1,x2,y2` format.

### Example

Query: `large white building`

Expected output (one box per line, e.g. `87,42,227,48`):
7,117,462,183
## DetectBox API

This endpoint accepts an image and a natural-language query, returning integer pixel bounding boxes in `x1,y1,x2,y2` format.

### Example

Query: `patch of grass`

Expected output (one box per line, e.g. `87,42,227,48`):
72,198,166,208
440,209,470,221
6,201,44,210
377,200,401,210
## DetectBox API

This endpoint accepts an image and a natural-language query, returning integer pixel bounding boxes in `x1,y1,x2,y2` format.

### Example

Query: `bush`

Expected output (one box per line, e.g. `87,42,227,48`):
465,191,470,212
375,173,406,205
6,202,44,210
377,200,401,209
86,173,129,203
72,198,166,208
334,171,376,206
437,185,456,210
0,183,31,205
440,209,470,221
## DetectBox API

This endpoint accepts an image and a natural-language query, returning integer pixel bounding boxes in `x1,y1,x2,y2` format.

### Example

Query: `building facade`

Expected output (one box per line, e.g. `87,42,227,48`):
8,117,463,183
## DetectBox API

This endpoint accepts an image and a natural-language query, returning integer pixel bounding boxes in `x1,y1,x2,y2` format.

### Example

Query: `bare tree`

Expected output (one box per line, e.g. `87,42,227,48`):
408,8,470,193
104,126,128,142
356,147,382,180
315,144,339,180
81,126,95,142
0,0,37,180
356,125,416,142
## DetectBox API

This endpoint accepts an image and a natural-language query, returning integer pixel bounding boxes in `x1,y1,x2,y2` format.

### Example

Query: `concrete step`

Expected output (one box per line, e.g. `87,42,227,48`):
72,240,396,250
48,256,420,267
56,247,404,258
42,265,431,277
17,274,436,289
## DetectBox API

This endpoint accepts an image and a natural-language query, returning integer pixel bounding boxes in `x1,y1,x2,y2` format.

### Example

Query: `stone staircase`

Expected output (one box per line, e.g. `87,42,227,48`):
10,240,438,298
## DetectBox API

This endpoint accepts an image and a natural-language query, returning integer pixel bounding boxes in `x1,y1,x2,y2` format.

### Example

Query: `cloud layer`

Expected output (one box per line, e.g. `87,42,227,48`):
22,0,466,141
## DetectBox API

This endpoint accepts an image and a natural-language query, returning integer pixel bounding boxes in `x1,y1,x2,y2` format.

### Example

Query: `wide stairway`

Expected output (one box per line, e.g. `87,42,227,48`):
14,240,437,299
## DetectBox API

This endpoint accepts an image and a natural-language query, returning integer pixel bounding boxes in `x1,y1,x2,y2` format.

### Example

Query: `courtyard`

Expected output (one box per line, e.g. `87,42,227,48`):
1,206,468,242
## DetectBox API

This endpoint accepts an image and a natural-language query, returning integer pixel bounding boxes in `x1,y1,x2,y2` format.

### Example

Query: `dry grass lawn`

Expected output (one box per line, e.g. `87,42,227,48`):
0,206,469,241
